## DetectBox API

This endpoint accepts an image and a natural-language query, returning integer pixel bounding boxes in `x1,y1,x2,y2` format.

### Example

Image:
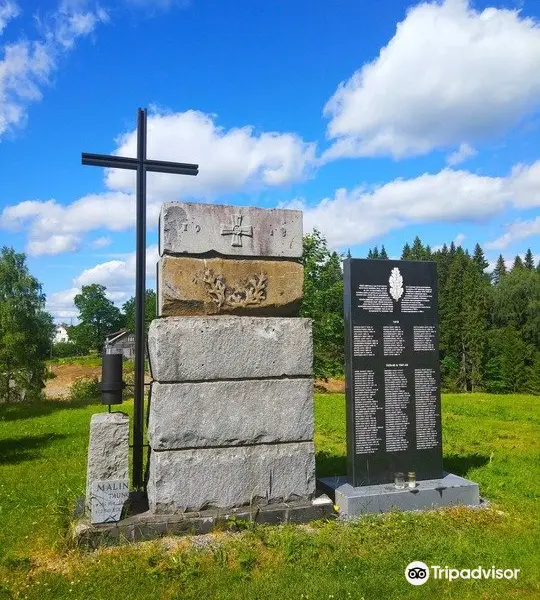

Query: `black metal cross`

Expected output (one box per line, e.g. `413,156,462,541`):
82,108,198,489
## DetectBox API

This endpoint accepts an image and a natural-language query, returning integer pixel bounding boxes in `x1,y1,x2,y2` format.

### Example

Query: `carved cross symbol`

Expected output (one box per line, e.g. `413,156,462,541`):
220,213,253,247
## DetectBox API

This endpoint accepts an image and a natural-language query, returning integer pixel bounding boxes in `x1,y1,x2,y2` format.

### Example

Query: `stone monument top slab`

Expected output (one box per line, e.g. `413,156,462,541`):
159,201,303,258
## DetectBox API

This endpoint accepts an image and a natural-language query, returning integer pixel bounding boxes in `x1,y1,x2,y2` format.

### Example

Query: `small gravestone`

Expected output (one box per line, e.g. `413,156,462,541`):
85,412,130,522
91,479,130,524
319,258,480,515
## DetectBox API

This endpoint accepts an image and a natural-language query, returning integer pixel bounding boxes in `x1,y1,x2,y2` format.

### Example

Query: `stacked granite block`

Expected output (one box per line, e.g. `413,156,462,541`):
147,201,316,513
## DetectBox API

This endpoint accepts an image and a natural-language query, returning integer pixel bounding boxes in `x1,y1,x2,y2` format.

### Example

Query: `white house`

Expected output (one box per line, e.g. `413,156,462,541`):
53,324,70,344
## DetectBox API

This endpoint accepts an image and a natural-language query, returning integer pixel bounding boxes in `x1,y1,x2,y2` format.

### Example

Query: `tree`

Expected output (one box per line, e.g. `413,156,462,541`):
300,230,344,378
461,259,489,391
512,255,524,271
401,243,411,260
492,254,507,284
439,248,468,390
0,247,54,402
410,236,428,260
66,323,94,355
74,284,123,352
380,245,389,259
524,248,535,270
472,243,489,273
122,290,157,335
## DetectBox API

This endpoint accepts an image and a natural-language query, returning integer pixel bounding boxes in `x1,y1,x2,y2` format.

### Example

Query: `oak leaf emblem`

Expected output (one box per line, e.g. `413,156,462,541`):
388,267,404,302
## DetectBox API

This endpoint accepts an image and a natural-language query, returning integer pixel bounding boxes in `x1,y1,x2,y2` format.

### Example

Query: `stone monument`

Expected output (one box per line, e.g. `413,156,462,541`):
85,412,130,523
146,201,324,514
319,258,480,516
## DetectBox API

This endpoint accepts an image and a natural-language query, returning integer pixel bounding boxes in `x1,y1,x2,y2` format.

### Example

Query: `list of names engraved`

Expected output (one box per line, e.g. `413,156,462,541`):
353,326,379,357
384,368,410,452
413,325,436,351
401,285,433,313
345,259,443,485
383,325,405,356
356,285,393,313
414,368,439,450
353,370,381,454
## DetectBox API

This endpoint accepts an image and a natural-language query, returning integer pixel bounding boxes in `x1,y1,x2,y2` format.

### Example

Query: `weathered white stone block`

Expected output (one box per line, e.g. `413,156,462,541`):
159,202,303,258
148,378,313,449
147,442,316,512
85,412,129,512
148,316,312,382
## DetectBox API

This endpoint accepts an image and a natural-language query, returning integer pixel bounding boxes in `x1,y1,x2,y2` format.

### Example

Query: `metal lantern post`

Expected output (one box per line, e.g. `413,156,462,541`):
82,108,198,489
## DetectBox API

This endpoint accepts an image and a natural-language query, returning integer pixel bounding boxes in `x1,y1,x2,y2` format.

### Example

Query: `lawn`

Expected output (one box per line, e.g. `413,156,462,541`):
0,393,538,599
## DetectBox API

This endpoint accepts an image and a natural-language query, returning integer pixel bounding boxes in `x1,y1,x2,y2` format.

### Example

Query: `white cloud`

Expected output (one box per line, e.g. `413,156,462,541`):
0,1,19,35
454,232,466,246
485,216,540,250
0,1,108,138
46,286,79,320
0,192,136,255
446,143,477,166
295,161,540,248
27,234,80,255
75,244,159,301
323,0,540,160
91,235,112,249
1,111,317,254
106,110,317,198
47,245,159,318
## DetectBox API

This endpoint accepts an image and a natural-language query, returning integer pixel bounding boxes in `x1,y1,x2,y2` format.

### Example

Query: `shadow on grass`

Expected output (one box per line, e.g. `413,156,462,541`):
316,451,347,478
443,453,490,477
316,451,490,480
0,433,68,465
0,398,102,422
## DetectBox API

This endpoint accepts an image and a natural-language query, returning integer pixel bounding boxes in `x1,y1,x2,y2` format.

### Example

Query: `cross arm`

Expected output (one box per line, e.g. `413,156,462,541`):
82,153,138,170
145,159,198,176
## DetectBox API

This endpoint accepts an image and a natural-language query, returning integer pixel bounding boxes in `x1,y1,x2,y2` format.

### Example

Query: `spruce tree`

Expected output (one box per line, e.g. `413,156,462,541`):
473,243,489,273
380,245,389,259
410,236,426,260
401,243,411,259
492,254,507,284
512,255,524,270
524,248,534,270
372,246,380,259
439,248,468,390
367,249,374,259
462,259,489,391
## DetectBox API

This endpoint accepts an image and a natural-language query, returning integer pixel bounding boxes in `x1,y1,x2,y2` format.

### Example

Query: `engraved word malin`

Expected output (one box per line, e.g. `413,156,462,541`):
220,214,253,247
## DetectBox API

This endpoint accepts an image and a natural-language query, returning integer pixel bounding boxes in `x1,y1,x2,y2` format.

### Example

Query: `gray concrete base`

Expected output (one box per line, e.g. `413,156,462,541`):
318,473,480,517
73,493,334,549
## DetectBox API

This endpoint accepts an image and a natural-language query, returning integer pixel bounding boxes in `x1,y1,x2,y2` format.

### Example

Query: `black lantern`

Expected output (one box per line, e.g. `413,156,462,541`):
100,347,126,405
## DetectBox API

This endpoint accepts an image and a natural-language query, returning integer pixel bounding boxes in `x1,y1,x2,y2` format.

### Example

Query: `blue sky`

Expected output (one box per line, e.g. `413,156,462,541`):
1,0,539,320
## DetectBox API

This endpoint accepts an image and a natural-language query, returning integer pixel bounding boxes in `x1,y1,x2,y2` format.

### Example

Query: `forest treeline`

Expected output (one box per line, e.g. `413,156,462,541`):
301,231,540,394
1,233,539,402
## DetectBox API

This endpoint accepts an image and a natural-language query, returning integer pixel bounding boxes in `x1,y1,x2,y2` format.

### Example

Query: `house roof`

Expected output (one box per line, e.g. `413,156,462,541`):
105,329,134,346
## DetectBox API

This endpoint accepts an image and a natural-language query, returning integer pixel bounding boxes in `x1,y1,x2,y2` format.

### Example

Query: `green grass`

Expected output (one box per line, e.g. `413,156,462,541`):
0,393,539,599
47,355,103,367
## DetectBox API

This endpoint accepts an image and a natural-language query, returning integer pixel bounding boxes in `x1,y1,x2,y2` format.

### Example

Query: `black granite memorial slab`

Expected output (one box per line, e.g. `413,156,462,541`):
344,259,443,486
